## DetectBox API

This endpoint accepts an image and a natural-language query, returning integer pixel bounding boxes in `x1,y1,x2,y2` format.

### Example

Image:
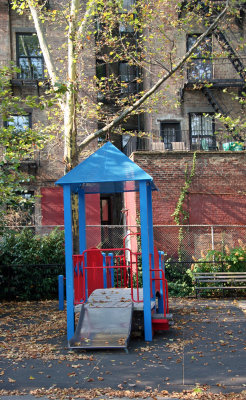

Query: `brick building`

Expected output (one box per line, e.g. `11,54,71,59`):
0,0,245,242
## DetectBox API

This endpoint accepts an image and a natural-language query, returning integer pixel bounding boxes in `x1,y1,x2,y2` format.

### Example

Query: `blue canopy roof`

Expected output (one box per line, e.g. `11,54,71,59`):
56,141,157,194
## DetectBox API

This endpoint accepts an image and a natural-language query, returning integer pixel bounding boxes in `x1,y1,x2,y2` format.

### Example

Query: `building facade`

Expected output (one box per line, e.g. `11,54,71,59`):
0,0,245,235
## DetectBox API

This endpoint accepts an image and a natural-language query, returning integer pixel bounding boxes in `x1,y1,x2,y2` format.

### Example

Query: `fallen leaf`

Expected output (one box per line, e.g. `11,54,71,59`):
67,372,76,377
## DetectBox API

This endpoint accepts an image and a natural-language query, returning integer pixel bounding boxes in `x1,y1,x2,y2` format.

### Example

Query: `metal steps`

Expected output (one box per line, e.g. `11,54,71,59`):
214,29,246,81
152,313,173,332
202,86,226,115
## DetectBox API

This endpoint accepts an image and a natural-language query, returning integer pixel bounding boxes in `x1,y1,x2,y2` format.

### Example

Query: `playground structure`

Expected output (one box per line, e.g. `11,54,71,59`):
73,235,167,306
69,235,171,349
56,142,172,348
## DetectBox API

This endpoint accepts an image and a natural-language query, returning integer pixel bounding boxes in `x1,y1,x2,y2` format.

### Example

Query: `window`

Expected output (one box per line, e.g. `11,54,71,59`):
4,114,33,159
190,113,216,150
7,114,31,131
119,0,136,33
187,35,212,80
160,122,181,150
119,62,137,94
119,0,136,13
119,20,135,34
96,61,107,80
16,33,44,79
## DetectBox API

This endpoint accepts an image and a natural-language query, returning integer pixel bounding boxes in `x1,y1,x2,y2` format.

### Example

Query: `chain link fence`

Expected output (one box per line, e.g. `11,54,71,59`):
2,224,246,262
1,224,245,298
86,224,246,262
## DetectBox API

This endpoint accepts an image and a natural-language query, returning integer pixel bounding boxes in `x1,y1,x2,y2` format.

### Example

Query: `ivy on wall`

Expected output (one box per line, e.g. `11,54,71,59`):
172,152,197,260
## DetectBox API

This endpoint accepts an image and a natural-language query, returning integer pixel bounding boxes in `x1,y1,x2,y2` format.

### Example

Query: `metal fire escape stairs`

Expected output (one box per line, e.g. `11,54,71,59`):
213,28,246,82
180,1,245,134
202,30,246,126
201,86,226,115
183,1,246,115
200,2,246,118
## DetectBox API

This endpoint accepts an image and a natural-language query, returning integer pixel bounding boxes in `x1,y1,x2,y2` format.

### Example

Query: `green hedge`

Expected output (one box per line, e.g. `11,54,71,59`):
0,228,65,300
165,260,193,297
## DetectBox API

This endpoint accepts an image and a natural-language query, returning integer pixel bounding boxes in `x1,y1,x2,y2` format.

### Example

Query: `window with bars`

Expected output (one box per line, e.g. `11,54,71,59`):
160,122,181,150
119,62,137,94
187,34,212,80
16,33,44,79
190,113,216,150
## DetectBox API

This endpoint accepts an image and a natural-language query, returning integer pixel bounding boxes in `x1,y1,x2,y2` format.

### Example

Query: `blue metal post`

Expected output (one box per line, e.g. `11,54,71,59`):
63,184,74,341
139,180,152,341
162,251,166,276
58,275,64,311
147,184,155,301
102,252,107,288
78,189,86,254
109,253,114,287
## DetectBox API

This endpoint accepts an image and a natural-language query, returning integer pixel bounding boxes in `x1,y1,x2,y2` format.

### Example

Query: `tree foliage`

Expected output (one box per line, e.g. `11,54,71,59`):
0,64,48,222
9,0,233,174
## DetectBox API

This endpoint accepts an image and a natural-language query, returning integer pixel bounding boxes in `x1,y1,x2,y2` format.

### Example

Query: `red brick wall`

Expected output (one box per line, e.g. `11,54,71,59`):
132,151,246,226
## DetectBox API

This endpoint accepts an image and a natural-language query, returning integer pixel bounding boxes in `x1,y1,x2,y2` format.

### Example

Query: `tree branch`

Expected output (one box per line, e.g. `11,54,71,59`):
76,0,96,41
27,0,59,88
78,3,229,152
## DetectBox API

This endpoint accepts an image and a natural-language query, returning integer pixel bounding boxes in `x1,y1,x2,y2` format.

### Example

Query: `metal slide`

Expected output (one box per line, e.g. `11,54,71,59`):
69,289,133,350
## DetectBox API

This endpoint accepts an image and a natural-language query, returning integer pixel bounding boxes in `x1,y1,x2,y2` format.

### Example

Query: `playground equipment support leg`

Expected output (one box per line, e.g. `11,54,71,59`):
78,189,86,254
147,185,155,300
58,275,64,311
139,181,152,342
63,184,75,341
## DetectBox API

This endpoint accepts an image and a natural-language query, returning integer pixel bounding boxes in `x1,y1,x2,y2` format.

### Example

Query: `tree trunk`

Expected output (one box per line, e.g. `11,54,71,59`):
64,0,79,173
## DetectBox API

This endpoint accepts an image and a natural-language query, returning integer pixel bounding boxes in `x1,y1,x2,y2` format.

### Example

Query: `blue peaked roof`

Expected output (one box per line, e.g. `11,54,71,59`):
56,141,157,194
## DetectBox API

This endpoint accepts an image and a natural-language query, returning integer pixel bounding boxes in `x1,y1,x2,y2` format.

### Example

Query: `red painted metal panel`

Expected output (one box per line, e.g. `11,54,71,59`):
41,187,64,225
86,248,104,297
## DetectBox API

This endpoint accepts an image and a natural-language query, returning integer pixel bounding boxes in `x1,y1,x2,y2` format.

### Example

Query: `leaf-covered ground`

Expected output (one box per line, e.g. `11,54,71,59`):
0,299,245,400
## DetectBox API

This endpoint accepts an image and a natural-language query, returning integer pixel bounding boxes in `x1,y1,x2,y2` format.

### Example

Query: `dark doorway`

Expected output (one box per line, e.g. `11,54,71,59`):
100,194,124,249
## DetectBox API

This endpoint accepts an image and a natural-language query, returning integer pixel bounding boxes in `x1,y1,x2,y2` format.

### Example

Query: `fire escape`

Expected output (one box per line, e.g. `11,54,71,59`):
181,0,246,131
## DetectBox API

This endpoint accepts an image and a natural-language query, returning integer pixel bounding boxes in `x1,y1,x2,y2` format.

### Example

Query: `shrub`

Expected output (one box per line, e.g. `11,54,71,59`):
0,228,65,300
165,259,193,297
187,243,246,281
0,227,65,265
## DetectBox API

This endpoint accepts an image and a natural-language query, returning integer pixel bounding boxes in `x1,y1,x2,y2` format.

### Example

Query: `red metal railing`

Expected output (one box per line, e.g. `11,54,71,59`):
150,268,169,316
72,247,169,316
